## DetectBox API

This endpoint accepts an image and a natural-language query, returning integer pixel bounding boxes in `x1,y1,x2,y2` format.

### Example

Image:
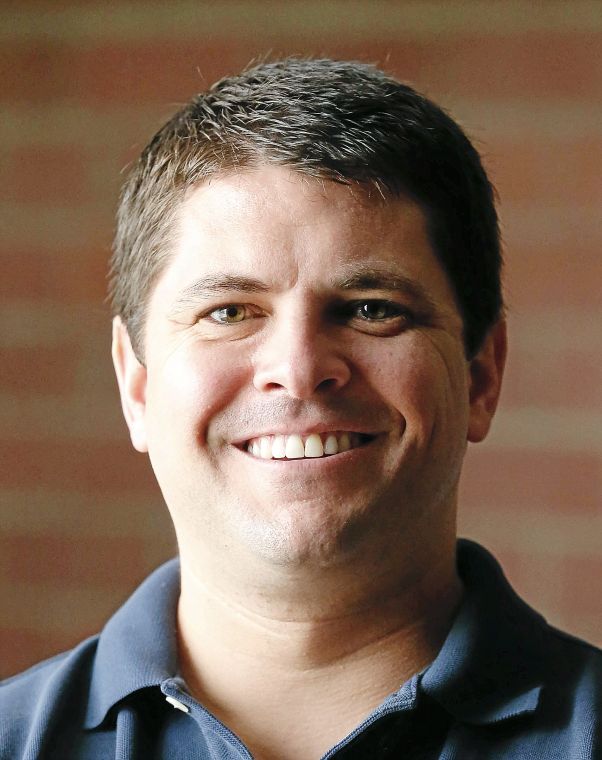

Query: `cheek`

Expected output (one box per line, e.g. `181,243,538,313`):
360,335,468,432
145,342,249,445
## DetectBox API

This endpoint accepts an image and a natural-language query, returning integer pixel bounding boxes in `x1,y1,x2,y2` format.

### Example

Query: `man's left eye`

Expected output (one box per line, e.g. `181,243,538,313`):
352,300,404,321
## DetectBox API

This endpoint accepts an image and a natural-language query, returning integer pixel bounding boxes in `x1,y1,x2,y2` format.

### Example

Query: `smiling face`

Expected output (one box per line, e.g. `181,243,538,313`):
113,166,505,572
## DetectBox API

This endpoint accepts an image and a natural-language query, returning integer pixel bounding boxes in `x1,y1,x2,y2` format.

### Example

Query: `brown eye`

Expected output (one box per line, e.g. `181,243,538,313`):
354,301,401,321
210,305,247,324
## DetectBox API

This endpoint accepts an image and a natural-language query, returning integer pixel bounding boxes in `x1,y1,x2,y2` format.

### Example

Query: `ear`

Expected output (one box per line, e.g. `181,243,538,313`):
111,317,149,453
467,319,507,444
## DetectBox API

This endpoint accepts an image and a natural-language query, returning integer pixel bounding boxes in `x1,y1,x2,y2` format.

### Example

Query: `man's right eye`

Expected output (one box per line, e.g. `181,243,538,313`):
208,305,248,324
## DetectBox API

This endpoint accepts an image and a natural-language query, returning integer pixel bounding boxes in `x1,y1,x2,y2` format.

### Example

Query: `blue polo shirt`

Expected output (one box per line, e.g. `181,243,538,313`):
2,540,601,758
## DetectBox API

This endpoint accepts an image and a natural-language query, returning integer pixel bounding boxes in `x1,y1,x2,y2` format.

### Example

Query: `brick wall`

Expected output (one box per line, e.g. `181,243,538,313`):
1,1,601,677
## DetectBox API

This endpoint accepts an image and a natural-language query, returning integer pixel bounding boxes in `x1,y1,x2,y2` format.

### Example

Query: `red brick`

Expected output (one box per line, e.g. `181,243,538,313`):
2,145,90,204
460,449,602,515
505,241,602,311
0,627,74,679
0,345,81,396
0,40,246,104
502,348,602,409
485,136,602,207
1,32,601,106
0,246,109,303
355,32,602,101
557,555,602,624
1,532,147,587
0,440,157,494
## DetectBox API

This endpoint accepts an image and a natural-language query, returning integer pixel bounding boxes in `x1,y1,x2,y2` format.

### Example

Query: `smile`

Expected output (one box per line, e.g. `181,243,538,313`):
245,432,373,460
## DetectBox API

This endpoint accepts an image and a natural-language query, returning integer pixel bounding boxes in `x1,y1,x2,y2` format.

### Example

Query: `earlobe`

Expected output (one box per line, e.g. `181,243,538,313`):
111,317,149,453
467,319,507,444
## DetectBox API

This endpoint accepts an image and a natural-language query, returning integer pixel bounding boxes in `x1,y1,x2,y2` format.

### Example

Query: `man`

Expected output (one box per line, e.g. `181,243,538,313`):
1,58,600,759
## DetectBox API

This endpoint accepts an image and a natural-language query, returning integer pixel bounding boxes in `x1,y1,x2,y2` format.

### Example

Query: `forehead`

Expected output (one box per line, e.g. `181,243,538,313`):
178,168,419,248
153,166,456,306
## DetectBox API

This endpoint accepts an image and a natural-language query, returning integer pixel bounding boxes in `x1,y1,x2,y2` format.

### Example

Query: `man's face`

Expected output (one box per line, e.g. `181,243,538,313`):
113,166,504,570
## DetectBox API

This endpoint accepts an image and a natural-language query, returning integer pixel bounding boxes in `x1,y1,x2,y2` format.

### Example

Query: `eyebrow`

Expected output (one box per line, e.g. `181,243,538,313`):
168,266,438,315
168,274,270,315
334,266,438,310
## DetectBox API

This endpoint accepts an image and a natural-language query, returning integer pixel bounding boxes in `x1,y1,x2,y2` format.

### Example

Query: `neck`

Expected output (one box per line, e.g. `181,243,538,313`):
178,534,461,760
175,531,461,759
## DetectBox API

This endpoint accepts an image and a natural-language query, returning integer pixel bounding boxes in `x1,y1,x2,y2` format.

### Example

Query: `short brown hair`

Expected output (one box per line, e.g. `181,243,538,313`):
110,57,502,361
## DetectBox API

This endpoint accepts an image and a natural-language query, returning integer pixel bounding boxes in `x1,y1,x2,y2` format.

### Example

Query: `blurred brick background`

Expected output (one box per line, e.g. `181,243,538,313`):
1,1,601,677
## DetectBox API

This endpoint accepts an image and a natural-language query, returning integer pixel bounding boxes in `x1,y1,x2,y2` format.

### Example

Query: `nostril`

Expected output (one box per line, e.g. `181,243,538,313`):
263,381,286,391
316,377,341,392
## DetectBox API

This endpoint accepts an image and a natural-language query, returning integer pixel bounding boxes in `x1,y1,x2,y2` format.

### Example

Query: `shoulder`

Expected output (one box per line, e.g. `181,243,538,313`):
455,541,602,735
0,636,99,759
520,625,602,757
1,634,98,697
543,625,602,704
0,559,180,759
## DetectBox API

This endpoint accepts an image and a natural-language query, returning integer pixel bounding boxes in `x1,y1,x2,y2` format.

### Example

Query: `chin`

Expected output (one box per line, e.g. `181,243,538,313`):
231,496,380,568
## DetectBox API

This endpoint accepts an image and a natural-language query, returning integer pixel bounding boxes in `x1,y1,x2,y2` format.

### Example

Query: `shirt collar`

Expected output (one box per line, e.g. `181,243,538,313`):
84,558,181,729
419,539,546,725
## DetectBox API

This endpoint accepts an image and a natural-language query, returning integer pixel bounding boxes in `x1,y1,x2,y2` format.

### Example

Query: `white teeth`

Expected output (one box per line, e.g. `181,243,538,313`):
272,435,286,459
339,432,351,452
246,432,366,460
285,434,305,459
304,433,324,458
259,436,272,459
323,434,338,455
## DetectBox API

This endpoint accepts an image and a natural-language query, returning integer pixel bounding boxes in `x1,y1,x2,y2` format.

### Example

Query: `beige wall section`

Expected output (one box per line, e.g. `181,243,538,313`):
1,0,601,676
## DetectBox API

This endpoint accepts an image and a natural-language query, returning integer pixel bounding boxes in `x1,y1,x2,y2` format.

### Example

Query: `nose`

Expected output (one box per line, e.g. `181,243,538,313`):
252,313,351,399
